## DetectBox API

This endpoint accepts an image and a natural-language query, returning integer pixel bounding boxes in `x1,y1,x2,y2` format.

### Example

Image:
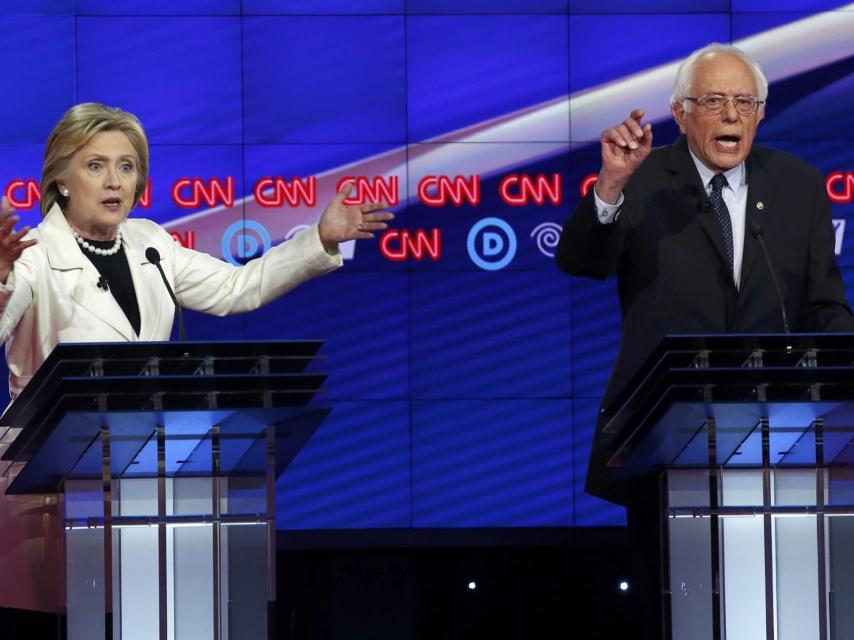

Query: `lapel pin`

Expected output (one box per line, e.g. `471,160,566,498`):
756,201,765,210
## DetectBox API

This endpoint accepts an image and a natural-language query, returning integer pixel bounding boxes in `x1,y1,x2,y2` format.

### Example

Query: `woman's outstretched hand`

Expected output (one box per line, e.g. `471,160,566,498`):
317,182,395,252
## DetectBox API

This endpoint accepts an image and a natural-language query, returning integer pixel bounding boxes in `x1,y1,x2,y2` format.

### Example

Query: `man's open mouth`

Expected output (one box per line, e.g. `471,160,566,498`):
715,134,741,149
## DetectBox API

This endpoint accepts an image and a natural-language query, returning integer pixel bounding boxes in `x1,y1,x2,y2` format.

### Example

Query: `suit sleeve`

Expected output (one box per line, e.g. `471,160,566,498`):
0,244,37,344
555,189,627,280
801,170,854,332
168,223,343,316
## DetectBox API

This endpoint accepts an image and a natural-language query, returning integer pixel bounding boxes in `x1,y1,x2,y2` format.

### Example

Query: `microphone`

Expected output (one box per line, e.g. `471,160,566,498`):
749,222,790,335
692,185,711,212
97,276,109,291
145,247,186,341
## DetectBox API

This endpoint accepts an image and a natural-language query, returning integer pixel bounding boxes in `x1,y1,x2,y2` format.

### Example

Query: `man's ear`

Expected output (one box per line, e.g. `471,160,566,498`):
671,102,687,134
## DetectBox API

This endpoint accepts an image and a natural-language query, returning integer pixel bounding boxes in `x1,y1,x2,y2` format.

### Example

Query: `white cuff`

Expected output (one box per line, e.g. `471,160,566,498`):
593,188,624,224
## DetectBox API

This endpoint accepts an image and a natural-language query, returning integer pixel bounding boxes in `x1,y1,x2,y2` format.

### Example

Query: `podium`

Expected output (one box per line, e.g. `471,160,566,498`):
0,341,330,640
598,334,854,640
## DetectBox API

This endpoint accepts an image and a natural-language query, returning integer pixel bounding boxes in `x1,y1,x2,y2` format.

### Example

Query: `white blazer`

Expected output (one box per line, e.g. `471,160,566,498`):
0,204,342,399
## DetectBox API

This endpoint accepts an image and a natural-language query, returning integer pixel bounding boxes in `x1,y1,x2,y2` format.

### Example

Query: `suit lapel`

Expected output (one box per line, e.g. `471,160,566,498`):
739,151,776,288
666,137,731,270
40,204,137,341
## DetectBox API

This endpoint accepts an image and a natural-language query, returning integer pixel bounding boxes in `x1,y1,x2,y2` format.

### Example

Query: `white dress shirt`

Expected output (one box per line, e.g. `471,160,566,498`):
593,150,748,288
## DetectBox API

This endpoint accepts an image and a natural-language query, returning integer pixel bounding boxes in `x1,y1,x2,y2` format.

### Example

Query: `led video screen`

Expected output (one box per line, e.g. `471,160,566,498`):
1,2,853,531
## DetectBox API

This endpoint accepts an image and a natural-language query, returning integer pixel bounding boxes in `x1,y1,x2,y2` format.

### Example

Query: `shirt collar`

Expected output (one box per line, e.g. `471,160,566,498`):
688,147,746,194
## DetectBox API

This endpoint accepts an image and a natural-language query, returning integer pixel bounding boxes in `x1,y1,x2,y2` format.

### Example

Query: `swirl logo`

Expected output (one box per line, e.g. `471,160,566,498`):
284,224,311,241
221,220,272,266
530,222,562,258
467,217,517,271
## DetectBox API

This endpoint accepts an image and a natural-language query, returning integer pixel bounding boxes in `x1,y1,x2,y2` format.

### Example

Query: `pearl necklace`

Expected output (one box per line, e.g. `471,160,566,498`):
72,228,123,256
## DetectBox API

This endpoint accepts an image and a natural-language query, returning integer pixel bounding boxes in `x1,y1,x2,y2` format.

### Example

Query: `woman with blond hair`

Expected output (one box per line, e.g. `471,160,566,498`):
0,102,392,399
0,102,392,614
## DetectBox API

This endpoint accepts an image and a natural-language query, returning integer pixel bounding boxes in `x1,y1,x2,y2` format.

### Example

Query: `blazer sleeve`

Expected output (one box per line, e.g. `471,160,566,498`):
801,171,854,332
0,241,38,343
166,223,343,316
555,189,627,280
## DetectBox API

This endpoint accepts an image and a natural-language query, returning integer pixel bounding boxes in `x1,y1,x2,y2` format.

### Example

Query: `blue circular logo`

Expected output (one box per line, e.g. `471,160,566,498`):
467,217,517,271
221,220,272,266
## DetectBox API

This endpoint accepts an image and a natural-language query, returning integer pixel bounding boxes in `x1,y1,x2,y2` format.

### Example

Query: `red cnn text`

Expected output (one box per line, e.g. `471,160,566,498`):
5,180,40,209
499,174,562,206
579,173,599,198
380,229,442,261
255,177,317,207
337,176,399,206
170,230,196,249
417,175,481,207
827,172,854,204
173,177,235,209
138,182,151,208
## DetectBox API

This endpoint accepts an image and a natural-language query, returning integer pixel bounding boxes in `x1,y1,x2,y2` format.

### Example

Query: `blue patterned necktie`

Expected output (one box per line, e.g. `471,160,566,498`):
709,173,733,274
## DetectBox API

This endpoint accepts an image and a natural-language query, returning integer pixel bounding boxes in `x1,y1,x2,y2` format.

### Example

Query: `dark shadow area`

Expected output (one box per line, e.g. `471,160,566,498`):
278,533,634,640
0,607,62,638
0,530,635,639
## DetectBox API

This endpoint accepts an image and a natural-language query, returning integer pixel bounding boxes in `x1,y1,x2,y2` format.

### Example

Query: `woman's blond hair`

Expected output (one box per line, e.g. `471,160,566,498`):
40,103,149,216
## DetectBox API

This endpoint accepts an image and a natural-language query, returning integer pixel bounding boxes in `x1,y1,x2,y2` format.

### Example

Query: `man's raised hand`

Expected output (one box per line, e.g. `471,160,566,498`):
596,109,653,204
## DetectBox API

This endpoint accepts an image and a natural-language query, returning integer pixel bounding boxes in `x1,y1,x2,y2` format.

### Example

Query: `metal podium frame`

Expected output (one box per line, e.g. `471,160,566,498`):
0,341,330,640
597,334,854,640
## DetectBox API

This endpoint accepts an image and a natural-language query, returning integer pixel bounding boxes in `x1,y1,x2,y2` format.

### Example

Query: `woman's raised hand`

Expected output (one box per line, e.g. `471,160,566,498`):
0,196,37,284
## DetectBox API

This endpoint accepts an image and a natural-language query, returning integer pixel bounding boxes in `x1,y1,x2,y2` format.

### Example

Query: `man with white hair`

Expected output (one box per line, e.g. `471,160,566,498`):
557,43,854,637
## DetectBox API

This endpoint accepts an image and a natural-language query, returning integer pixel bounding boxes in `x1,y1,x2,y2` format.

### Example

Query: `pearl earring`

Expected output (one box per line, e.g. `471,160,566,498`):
60,188,69,196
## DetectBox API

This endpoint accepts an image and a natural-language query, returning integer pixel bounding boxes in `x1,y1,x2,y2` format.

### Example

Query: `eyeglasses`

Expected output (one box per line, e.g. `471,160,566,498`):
684,94,765,116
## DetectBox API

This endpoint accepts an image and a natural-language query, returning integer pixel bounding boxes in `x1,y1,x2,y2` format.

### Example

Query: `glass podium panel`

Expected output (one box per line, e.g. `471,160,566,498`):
224,524,268,639
61,411,276,640
65,478,106,640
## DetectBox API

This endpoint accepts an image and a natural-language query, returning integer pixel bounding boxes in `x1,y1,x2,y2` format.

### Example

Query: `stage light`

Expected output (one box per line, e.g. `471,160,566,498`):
619,581,630,592
467,581,477,591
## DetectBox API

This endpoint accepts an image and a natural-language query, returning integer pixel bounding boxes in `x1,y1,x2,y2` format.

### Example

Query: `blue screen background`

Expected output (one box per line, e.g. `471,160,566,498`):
1,1,853,530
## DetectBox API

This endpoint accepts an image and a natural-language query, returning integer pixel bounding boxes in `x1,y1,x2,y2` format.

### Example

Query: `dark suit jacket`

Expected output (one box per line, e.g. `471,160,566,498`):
556,135,854,504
